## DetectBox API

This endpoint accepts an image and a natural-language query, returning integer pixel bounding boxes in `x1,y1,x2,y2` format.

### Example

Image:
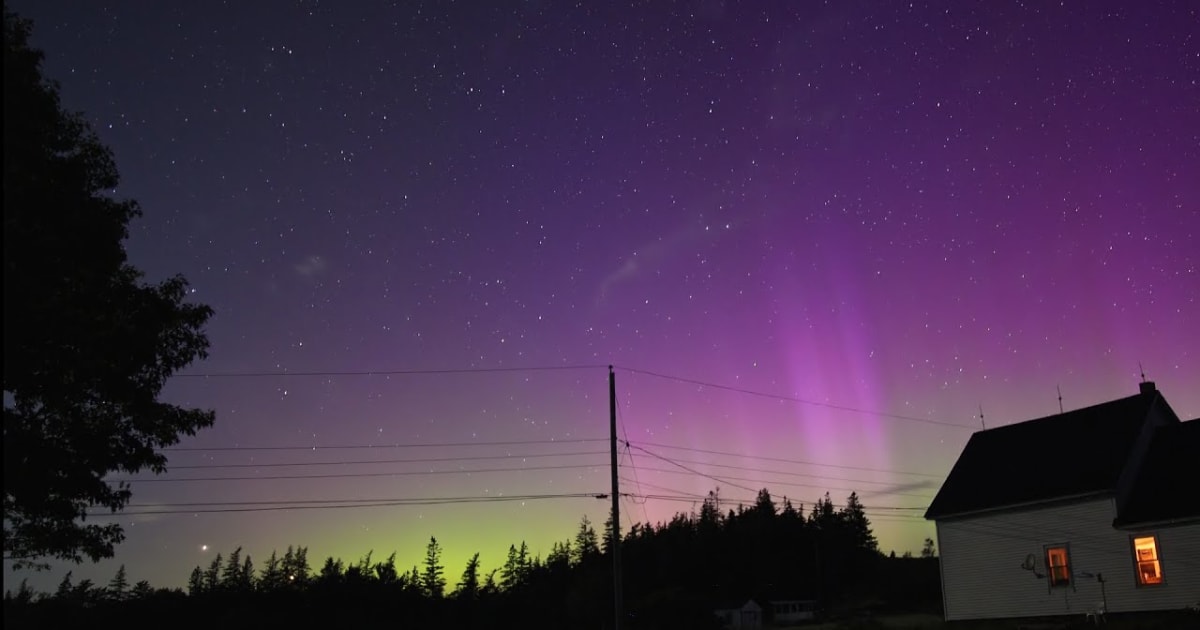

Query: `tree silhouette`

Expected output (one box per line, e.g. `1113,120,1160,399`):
220,547,244,590
2,10,215,568
921,537,936,558
55,571,73,599
374,551,399,585
318,557,344,585
572,516,599,565
500,544,521,591
259,551,285,591
421,537,446,598
187,566,204,596
280,545,310,587
203,554,222,592
456,552,481,599
131,580,153,599
107,564,129,601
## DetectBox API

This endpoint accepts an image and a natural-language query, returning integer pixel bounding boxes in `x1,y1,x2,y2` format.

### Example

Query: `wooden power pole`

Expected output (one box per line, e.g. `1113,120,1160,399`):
609,366,623,630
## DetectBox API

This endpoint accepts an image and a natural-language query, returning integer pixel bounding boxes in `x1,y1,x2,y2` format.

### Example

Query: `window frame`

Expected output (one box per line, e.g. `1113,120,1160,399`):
1129,534,1165,587
1043,543,1072,588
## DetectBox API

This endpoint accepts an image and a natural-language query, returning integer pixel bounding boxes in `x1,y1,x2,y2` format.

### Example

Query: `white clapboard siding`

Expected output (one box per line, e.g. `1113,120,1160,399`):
937,496,1200,620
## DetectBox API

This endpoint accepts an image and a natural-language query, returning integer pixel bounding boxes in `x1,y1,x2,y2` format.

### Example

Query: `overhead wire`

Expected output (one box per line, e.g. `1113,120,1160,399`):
166,437,609,452
634,440,946,478
107,462,611,484
174,364,610,378
629,463,935,500
162,450,609,470
614,393,652,524
628,443,758,493
87,492,606,516
615,365,975,430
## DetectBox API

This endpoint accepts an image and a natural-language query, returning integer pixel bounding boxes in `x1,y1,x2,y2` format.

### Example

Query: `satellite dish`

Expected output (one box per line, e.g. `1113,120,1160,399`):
1020,554,1045,578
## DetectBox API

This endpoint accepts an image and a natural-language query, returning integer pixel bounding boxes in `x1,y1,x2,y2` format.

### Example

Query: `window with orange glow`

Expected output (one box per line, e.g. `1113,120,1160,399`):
1132,536,1163,586
1045,545,1070,586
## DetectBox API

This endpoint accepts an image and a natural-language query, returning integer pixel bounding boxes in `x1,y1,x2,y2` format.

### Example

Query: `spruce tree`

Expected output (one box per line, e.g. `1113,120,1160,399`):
500,544,520,591
456,552,480,599
572,516,599,564
187,566,204,595
131,580,153,599
55,571,73,599
421,537,446,598
203,554,222,592
260,551,284,591
107,564,129,601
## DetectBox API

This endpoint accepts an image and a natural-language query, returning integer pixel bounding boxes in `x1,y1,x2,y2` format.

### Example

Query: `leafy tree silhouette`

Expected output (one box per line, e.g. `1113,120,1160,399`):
3,10,215,569
921,537,936,558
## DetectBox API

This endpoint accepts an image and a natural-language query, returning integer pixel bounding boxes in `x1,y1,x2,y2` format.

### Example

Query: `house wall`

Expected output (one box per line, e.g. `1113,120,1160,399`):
937,497,1200,620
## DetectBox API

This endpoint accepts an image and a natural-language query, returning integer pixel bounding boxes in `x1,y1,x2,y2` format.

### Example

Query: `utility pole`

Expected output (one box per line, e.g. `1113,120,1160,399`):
609,366,623,630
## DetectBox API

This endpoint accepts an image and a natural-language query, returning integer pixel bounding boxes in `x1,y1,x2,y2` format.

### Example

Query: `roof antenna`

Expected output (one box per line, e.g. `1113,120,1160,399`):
1057,385,1064,414
979,404,986,430
1138,362,1147,383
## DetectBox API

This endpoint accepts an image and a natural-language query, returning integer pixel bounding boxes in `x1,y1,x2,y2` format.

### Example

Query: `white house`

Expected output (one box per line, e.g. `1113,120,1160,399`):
713,599,762,629
925,382,1200,621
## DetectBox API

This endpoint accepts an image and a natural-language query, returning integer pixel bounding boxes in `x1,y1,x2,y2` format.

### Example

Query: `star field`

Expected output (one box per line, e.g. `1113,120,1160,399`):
6,0,1198,591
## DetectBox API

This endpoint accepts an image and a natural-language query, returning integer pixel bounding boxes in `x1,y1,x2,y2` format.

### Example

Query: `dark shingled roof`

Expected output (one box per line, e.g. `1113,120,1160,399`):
1113,419,1200,527
925,389,1168,520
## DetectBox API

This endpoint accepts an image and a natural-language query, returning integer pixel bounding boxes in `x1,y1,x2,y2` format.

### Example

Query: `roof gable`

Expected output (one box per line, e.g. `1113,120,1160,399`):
1114,418,1200,526
925,387,1176,520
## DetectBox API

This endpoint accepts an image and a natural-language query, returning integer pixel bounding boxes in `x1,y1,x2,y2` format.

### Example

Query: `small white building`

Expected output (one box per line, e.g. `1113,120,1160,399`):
713,599,762,629
925,382,1200,621
769,599,817,625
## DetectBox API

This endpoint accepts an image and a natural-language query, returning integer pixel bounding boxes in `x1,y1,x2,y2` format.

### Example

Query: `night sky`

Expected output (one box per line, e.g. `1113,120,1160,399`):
7,0,1198,592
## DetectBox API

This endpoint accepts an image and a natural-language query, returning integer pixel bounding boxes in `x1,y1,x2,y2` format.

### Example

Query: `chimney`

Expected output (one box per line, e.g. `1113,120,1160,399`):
1139,381,1156,396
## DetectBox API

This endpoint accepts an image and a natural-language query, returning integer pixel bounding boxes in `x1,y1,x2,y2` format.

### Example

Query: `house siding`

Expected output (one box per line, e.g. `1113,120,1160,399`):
938,497,1200,620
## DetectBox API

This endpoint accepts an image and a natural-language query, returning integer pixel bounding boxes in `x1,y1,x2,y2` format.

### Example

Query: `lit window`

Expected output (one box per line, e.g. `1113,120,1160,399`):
1045,545,1071,587
1132,536,1163,586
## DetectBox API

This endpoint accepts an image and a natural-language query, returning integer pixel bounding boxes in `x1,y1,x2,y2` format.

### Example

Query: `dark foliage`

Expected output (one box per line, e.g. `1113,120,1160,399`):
3,489,943,629
2,9,215,569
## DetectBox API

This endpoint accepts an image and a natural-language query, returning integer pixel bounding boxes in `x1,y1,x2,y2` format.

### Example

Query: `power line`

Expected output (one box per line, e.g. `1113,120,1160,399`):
165,437,609,452
615,365,975,430
629,452,940,490
615,397,651,523
162,449,609,470
87,492,605,516
628,444,758,493
631,463,935,500
108,462,611,484
618,475,706,501
174,364,609,378
635,440,945,478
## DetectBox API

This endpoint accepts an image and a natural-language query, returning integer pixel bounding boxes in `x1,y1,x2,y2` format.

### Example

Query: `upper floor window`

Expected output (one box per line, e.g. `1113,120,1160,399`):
1045,545,1071,587
1132,535,1163,586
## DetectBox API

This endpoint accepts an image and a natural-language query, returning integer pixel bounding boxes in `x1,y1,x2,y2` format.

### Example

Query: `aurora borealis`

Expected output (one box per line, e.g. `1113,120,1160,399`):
6,0,1197,592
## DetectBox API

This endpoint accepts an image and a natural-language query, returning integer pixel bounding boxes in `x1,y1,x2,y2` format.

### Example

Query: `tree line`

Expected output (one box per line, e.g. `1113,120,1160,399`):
5,488,940,629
